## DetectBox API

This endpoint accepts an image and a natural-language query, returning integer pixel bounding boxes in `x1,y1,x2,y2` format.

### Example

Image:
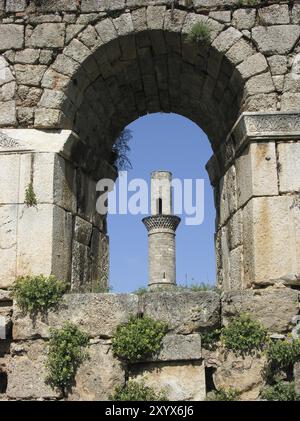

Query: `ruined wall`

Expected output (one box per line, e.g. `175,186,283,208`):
1,287,300,401
1,1,300,292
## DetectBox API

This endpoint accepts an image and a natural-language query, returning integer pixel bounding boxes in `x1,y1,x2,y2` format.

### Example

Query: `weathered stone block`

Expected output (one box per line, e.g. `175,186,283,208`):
146,334,202,362
267,55,288,75
5,340,60,400
90,229,109,292
237,53,268,80
242,196,300,286
252,25,300,55
222,287,300,333
213,351,266,400
0,154,20,203
26,23,65,48
232,8,256,30
212,27,242,53
235,142,278,209
15,64,47,87
71,241,92,292
0,25,24,51
68,342,125,401
219,165,237,226
16,204,72,283
281,93,300,112
129,361,206,401
74,216,92,246
0,100,16,126
0,205,17,289
277,142,300,193
258,5,290,26
245,72,274,96
35,0,78,12
13,293,140,340
143,291,220,333
81,0,125,12
226,38,255,65
6,0,27,12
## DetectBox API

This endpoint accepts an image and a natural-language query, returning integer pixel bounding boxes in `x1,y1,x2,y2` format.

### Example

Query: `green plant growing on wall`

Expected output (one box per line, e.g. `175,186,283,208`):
112,315,168,362
207,387,241,401
221,314,268,356
110,129,133,171
24,182,37,207
201,329,221,351
186,22,211,45
261,381,300,401
110,381,167,401
12,275,67,316
265,339,300,382
45,323,89,396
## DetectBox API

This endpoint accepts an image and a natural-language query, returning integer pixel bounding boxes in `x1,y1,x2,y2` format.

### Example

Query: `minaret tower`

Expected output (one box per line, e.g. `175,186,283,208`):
142,171,181,290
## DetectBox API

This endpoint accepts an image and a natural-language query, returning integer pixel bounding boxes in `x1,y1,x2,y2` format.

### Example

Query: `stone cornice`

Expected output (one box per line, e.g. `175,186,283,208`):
206,112,300,186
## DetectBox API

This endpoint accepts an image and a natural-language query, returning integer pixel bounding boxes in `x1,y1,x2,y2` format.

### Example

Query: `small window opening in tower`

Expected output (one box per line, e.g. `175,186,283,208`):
158,198,163,215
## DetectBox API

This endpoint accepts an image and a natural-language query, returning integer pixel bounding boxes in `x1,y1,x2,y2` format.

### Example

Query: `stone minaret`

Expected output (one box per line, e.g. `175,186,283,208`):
143,171,181,290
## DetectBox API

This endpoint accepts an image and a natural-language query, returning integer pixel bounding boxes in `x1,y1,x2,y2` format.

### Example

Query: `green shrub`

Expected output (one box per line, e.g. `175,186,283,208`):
12,275,67,315
111,381,167,401
24,182,37,207
221,314,268,356
208,388,241,401
132,287,148,295
201,329,221,351
265,339,300,381
45,323,89,396
261,381,300,401
112,316,168,362
186,22,211,45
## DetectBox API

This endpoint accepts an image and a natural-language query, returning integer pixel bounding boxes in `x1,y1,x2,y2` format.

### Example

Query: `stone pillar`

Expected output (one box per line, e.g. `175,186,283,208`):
143,171,181,290
207,112,300,291
0,129,113,293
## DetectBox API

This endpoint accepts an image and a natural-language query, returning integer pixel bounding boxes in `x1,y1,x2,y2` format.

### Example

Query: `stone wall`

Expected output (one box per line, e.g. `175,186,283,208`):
0,287,299,401
0,130,114,293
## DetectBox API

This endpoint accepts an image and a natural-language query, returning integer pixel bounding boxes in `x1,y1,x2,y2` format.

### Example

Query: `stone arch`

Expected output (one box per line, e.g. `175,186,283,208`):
35,9,272,160
1,2,300,294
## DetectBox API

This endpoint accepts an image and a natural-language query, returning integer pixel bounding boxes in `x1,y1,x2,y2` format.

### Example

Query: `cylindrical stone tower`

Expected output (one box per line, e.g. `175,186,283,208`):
142,171,181,290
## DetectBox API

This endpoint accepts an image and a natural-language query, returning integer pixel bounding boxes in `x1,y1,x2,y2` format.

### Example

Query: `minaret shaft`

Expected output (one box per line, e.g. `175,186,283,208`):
143,171,181,290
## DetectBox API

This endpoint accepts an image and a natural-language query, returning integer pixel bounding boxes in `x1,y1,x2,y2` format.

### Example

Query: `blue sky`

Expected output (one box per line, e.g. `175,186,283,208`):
108,113,216,293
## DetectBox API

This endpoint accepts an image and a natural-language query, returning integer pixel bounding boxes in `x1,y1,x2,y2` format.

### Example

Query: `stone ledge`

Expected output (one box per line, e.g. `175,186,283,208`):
12,291,221,340
206,112,300,185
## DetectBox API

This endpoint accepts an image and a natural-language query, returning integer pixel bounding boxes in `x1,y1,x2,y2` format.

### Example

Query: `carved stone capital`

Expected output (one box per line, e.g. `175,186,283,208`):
207,112,300,186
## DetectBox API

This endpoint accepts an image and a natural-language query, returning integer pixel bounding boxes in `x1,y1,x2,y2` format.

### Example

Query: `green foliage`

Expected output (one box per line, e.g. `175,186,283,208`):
45,323,89,395
132,287,148,296
221,314,268,356
201,329,221,351
111,381,167,401
261,382,300,401
208,388,241,401
24,182,37,207
112,316,168,362
132,283,219,295
186,22,211,45
180,282,219,292
265,339,300,382
111,129,132,171
12,275,67,315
